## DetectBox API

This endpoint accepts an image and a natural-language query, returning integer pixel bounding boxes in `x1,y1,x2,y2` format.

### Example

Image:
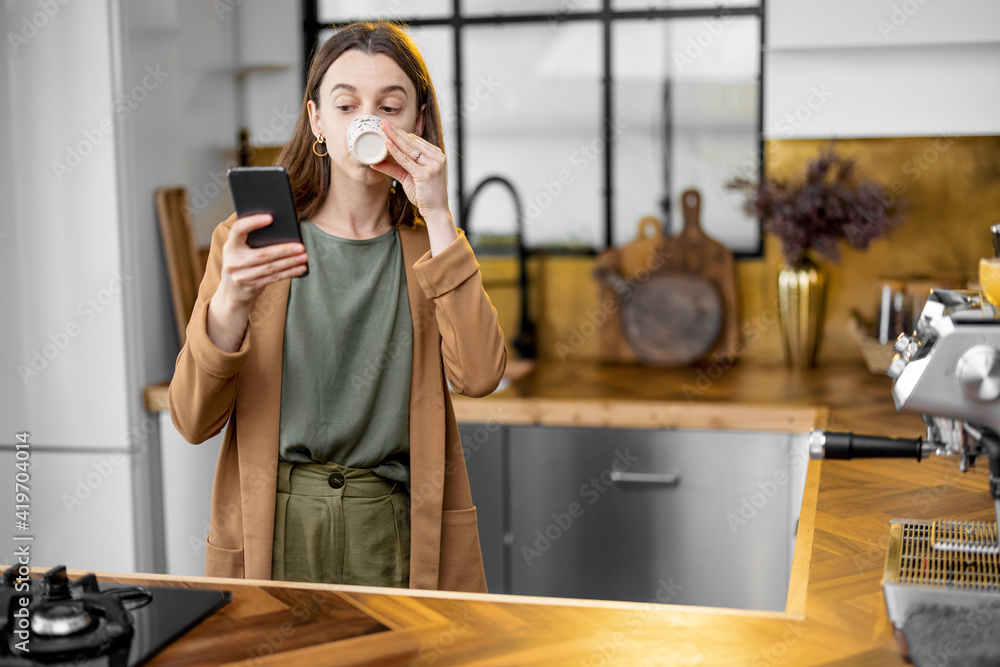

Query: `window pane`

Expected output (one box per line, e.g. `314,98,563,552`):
318,0,450,23
406,27,459,223
612,16,760,252
613,0,759,9
461,0,600,17
462,22,603,249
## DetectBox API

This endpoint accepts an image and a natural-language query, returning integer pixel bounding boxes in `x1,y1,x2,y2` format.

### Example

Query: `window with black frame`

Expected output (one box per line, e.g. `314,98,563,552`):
306,0,763,256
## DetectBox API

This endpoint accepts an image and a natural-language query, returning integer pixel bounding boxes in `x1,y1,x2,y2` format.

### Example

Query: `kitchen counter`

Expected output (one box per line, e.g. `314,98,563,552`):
449,360,917,435
132,361,995,664
145,361,916,436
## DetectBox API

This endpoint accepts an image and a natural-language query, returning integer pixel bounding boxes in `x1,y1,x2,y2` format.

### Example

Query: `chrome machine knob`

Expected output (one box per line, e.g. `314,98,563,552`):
956,345,1000,402
887,356,908,380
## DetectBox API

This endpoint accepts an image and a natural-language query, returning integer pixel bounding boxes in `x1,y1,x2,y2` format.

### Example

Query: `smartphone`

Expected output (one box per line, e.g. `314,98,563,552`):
227,167,308,274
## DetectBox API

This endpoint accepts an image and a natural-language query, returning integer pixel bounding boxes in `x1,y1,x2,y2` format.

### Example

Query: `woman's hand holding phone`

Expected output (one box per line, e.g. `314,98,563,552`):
220,214,308,304
206,214,309,353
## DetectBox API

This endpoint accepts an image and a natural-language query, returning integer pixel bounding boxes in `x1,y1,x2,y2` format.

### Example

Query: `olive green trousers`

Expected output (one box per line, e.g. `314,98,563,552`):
271,461,410,587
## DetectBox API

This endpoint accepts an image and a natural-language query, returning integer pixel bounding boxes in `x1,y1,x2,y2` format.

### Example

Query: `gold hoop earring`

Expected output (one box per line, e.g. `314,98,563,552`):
312,136,328,157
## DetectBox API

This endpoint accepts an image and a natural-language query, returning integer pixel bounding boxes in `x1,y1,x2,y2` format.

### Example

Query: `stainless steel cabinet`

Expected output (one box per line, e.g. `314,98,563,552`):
462,423,808,611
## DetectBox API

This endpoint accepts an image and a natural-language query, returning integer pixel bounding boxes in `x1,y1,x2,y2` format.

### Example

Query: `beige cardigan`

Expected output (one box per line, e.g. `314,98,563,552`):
168,214,506,592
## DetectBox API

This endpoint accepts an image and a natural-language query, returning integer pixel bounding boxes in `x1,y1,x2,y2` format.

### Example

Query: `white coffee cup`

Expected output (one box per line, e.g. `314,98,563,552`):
346,115,388,165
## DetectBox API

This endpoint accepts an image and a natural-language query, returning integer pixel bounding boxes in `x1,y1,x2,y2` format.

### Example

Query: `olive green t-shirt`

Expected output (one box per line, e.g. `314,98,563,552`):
278,220,412,486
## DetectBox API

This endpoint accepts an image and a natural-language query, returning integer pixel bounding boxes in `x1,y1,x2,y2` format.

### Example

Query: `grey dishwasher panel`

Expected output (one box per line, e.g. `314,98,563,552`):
507,426,800,611
459,422,506,593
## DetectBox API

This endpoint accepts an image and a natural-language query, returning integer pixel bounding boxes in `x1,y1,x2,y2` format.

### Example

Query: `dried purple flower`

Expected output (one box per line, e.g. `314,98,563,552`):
725,147,904,264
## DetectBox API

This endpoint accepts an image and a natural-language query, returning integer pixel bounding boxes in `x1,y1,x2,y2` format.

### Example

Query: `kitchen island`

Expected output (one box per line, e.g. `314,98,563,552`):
129,362,993,665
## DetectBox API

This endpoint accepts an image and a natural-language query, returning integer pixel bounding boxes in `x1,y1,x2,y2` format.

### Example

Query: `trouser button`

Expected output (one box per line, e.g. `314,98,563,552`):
327,471,346,489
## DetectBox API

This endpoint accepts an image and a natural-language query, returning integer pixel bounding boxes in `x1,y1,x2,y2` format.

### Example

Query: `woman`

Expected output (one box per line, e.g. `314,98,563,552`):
168,21,506,593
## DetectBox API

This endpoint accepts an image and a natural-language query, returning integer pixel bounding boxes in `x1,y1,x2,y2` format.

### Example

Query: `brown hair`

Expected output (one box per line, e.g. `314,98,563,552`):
276,21,444,227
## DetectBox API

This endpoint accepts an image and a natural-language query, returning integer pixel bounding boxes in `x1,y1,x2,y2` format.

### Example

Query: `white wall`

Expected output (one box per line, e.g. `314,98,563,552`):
765,0,1000,138
0,0,137,573
0,9,19,426
0,0,129,448
238,1,302,150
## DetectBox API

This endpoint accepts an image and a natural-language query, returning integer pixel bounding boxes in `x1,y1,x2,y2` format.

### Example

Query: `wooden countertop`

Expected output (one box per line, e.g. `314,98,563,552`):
146,361,918,436
129,362,994,664
449,360,923,437
63,452,992,666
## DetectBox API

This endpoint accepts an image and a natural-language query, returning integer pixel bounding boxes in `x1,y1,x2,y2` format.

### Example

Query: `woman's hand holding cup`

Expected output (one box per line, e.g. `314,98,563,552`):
372,119,449,222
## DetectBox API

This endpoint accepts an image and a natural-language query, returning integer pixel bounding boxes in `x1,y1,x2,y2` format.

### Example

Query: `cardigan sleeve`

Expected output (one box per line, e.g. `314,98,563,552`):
412,230,507,397
168,215,251,444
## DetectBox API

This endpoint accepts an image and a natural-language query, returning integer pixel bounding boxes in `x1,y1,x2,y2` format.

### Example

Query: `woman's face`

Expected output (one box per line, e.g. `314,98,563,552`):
309,50,425,185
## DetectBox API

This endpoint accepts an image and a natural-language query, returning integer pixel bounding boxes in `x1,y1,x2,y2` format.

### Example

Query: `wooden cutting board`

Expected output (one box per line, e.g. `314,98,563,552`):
594,188,739,364
670,189,739,361
594,263,722,366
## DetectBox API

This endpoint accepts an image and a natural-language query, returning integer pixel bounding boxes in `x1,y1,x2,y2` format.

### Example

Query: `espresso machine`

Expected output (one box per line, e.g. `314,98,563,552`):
809,287,1000,655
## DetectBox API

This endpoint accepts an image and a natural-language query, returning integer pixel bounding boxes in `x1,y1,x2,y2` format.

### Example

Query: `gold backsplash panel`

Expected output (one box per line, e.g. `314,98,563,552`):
482,135,1000,366
760,135,1000,365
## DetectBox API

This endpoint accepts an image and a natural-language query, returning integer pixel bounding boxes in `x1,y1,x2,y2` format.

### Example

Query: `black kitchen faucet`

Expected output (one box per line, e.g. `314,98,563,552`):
461,174,535,359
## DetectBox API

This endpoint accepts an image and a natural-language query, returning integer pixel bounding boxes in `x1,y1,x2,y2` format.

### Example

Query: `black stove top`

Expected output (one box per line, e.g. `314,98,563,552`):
1,565,231,666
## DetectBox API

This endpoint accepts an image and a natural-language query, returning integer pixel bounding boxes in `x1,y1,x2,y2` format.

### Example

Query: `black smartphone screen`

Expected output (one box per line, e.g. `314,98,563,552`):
226,166,305,250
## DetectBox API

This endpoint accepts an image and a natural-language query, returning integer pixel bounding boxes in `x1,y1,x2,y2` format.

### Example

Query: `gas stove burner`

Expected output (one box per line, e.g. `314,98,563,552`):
104,587,152,611
1,564,231,666
31,600,93,636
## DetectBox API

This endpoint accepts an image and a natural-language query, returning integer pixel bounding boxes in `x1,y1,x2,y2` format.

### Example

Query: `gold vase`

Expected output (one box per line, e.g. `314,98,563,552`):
777,258,826,369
